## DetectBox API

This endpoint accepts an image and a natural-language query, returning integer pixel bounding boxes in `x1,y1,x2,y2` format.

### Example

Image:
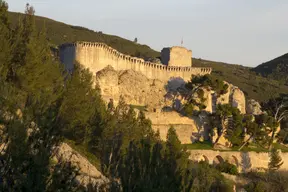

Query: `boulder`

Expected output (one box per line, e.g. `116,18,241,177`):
54,143,108,188
246,99,262,115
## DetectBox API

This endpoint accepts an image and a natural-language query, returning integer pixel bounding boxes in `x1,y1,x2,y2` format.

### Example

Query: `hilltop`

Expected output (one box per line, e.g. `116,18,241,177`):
252,53,288,85
8,11,160,59
8,11,288,102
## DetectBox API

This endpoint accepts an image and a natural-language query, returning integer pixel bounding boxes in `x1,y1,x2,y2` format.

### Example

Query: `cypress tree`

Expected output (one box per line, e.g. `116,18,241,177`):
268,148,283,171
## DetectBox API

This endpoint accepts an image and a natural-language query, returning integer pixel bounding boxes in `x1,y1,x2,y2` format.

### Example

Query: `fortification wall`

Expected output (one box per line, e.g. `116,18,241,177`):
59,42,211,82
189,150,288,172
145,111,208,144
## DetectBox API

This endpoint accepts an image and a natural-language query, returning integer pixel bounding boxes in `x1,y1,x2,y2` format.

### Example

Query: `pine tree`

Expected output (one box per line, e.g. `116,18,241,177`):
0,3,78,190
8,4,35,83
268,148,283,171
164,126,190,191
0,0,12,81
59,64,99,143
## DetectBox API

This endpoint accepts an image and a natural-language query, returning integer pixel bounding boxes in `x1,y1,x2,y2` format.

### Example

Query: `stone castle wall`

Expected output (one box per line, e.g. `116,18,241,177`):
189,150,288,172
59,42,211,82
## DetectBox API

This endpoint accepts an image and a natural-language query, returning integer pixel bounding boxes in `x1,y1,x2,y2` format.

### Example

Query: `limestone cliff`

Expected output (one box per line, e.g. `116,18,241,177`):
95,66,261,146
96,65,166,111
214,82,246,114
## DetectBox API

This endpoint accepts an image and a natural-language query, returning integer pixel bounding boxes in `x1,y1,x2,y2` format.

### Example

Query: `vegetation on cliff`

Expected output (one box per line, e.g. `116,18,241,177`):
184,75,287,151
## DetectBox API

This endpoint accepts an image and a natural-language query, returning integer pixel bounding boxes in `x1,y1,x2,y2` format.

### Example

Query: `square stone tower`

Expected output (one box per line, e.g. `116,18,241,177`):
161,46,192,67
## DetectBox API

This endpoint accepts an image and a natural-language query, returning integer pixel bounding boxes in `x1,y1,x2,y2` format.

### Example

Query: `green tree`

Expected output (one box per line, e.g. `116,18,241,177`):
0,0,12,81
0,3,79,191
268,148,283,171
59,64,105,144
239,114,273,150
8,3,35,83
262,95,288,149
212,104,244,147
100,97,155,179
114,127,196,192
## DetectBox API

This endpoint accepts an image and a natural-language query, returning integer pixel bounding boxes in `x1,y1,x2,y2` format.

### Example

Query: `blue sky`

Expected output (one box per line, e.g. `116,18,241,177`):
6,0,288,67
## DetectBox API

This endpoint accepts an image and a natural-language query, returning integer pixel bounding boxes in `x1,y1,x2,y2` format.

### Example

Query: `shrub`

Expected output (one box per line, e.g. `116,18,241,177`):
215,161,239,175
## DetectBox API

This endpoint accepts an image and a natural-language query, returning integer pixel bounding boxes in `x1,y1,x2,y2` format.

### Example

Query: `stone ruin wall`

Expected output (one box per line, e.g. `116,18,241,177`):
189,150,288,172
59,42,211,82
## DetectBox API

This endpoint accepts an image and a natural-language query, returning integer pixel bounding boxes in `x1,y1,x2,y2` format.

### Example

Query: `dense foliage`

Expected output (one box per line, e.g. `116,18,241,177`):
0,3,79,191
214,161,238,175
244,171,288,192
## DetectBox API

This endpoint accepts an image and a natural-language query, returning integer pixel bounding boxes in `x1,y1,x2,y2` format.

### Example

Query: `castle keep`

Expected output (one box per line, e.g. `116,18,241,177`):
161,46,192,67
59,42,211,82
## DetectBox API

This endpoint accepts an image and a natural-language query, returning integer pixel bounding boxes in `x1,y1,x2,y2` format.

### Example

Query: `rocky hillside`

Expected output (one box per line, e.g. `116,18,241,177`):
193,58,288,102
252,53,288,84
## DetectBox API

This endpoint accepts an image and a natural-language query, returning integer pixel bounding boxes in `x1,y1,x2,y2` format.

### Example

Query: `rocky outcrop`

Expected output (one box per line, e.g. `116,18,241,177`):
204,82,246,114
230,86,246,114
96,65,120,103
96,66,166,111
246,99,262,115
54,143,108,188
96,66,248,114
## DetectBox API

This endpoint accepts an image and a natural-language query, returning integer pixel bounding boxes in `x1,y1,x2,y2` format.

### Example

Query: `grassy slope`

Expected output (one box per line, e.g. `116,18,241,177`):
8,12,159,59
8,11,287,102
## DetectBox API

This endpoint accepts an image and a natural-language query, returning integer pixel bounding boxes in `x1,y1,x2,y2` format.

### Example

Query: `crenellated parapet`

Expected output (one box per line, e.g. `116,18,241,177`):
59,41,212,82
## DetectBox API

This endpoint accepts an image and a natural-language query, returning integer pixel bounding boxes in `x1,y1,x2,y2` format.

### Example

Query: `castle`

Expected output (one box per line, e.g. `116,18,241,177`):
59,42,212,82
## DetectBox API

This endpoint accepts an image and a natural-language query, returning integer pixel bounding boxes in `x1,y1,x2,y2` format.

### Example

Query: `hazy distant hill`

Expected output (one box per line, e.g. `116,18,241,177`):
252,53,288,85
8,11,288,102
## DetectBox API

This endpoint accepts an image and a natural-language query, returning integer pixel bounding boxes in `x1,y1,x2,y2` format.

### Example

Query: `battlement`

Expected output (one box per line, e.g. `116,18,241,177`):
59,41,212,82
